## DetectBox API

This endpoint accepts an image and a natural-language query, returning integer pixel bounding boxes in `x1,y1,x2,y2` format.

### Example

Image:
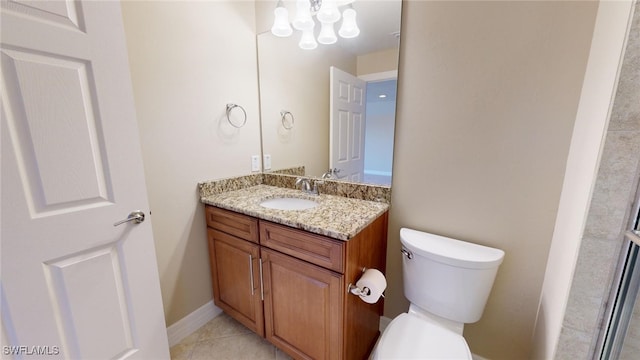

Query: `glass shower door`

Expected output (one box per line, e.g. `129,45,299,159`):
600,197,640,359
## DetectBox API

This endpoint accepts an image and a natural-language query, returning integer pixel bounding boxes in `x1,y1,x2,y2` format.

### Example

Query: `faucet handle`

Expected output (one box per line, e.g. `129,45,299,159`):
311,180,324,195
295,177,311,191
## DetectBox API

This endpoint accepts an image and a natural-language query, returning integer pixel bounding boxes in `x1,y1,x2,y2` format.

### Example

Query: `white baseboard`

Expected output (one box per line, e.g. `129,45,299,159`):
166,300,222,347
364,170,392,177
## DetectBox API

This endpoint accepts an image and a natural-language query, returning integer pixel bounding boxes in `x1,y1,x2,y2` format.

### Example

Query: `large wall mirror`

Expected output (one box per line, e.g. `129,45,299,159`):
256,0,402,186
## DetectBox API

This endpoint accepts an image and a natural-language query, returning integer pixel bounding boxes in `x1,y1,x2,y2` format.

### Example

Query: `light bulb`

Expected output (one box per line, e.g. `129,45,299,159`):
316,0,340,24
271,6,293,37
293,0,314,30
299,27,318,50
338,8,359,38
318,21,337,45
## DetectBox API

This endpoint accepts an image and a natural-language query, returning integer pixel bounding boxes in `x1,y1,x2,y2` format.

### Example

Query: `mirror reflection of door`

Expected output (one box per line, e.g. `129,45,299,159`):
330,66,366,182
330,67,396,185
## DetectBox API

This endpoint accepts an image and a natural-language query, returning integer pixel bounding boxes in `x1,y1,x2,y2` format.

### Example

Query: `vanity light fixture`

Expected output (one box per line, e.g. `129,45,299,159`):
271,0,293,37
299,26,318,50
271,0,360,50
318,20,338,44
338,5,360,38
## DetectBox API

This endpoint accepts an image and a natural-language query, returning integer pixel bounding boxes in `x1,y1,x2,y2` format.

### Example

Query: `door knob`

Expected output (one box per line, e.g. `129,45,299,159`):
113,210,145,226
332,168,346,178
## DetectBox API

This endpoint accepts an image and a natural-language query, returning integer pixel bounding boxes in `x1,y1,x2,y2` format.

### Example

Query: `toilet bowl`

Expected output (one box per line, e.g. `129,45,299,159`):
373,312,472,359
372,228,504,359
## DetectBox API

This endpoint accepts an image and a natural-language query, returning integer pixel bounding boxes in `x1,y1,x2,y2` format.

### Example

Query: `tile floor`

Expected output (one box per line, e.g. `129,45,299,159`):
170,313,293,360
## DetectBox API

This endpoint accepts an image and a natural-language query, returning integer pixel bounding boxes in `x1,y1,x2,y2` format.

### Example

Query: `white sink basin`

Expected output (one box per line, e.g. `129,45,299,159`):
260,197,319,211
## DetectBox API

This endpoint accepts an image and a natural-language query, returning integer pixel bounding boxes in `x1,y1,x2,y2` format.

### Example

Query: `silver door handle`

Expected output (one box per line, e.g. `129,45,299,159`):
332,168,346,179
113,210,145,226
249,254,255,296
259,259,264,301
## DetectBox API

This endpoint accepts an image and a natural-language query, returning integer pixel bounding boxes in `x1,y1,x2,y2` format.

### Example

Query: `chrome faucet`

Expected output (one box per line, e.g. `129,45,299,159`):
295,177,320,195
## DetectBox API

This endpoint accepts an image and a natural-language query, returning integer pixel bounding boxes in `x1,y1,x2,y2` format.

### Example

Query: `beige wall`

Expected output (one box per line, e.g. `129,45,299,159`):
388,1,597,359
531,1,636,358
121,0,261,326
258,33,357,176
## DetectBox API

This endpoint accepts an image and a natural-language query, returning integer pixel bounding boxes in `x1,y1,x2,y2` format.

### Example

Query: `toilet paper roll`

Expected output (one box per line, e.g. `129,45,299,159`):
355,269,387,304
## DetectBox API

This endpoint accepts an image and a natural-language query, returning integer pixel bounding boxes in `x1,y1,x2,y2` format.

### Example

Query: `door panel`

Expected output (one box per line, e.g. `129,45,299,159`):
330,66,366,182
1,1,169,358
2,0,84,30
1,48,112,216
43,245,135,359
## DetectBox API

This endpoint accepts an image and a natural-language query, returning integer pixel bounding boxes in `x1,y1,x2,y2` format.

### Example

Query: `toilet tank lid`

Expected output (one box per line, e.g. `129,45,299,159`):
400,228,505,269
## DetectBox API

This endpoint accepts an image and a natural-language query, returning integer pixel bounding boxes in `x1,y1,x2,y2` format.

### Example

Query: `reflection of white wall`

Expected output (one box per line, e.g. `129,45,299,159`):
364,80,396,183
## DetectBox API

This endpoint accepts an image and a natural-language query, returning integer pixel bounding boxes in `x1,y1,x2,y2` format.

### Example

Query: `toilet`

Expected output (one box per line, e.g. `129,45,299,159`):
372,228,505,359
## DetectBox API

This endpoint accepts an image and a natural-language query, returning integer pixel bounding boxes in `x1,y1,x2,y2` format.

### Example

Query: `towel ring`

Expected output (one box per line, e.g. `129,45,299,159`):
226,103,247,128
281,110,294,130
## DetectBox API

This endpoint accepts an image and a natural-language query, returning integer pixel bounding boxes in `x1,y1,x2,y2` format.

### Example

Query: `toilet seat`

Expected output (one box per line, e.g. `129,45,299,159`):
373,313,472,359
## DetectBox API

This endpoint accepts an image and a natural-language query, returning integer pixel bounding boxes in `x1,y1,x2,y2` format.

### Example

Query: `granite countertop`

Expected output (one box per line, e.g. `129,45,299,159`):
200,184,389,241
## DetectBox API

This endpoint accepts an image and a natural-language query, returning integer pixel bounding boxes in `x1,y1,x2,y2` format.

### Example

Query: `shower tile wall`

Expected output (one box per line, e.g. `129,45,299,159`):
555,4,640,358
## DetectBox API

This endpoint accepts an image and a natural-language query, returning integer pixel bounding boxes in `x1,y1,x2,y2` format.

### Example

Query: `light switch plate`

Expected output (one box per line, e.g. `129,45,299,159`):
251,155,260,172
263,154,272,170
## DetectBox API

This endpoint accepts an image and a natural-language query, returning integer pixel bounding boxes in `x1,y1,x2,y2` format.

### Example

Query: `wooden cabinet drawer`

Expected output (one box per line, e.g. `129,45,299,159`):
206,206,258,243
260,221,344,273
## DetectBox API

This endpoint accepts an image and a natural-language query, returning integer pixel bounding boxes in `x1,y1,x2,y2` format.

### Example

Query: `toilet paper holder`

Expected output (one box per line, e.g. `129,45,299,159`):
348,283,373,296
347,268,385,298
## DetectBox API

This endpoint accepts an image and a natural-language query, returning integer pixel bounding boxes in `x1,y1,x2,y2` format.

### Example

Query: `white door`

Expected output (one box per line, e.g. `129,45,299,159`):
1,1,169,359
329,66,366,182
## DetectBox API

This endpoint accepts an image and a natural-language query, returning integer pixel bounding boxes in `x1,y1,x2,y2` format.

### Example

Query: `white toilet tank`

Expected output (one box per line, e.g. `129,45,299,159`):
400,228,505,324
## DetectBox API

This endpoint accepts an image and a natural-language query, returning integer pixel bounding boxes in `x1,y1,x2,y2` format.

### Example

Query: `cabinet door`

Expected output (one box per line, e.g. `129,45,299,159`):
208,229,264,336
262,248,344,360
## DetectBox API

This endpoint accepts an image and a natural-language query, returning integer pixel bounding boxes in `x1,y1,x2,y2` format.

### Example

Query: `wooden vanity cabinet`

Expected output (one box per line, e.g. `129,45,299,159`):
206,207,264,336
205,205,388,360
